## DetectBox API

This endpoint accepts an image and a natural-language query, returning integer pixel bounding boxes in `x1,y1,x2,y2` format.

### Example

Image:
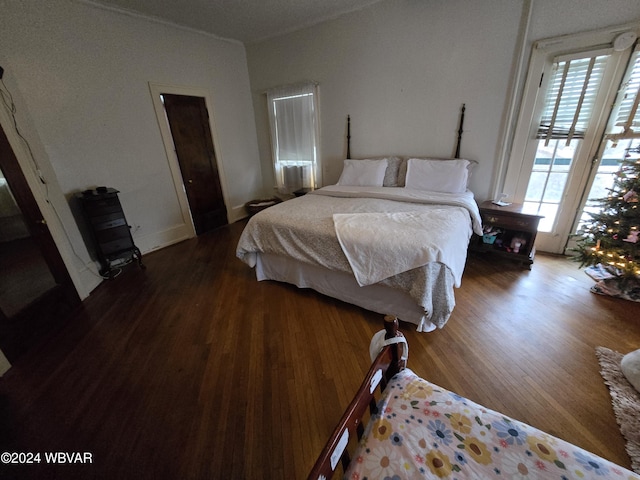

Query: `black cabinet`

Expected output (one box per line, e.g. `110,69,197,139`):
76,187,143,277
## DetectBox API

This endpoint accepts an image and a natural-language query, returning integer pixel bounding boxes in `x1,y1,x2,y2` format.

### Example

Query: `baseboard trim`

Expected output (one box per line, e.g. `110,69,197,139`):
134,223,194,255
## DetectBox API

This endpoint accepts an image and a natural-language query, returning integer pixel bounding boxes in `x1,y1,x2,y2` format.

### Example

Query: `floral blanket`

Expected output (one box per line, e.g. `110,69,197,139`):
345,369,639,479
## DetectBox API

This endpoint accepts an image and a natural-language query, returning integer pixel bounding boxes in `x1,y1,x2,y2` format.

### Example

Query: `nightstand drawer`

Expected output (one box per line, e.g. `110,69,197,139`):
81,196,122,216
90,213,127,230
484,214,537,231
100,236,135,255
95,225,131,244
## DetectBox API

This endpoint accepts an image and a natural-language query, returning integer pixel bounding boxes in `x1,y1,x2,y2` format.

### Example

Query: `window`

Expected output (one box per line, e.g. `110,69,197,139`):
502,24,639,253
266,83,320,194
523,53,609,232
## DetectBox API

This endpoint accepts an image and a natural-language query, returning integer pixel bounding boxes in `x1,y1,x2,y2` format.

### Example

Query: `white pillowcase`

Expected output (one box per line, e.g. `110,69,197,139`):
337,159,388,187
404,158,470,193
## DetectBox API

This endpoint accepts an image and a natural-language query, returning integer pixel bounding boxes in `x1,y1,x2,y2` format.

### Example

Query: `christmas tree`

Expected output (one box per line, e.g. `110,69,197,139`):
573,145,640,286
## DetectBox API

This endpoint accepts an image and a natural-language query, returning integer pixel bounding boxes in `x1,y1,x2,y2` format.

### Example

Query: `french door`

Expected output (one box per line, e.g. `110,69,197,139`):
504,25,640,254
569,46,640,246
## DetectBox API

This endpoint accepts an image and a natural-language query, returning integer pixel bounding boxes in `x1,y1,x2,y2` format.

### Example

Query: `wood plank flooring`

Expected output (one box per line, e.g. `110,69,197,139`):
1,220,639,479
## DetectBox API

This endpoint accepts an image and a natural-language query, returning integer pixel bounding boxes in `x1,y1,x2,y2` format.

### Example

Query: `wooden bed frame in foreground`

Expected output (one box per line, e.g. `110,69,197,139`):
307,315,405,480
308,317,640,480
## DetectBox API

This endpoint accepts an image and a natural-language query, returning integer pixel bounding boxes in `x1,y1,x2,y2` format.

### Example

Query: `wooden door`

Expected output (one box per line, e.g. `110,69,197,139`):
161,94,227,235
0,123,80,362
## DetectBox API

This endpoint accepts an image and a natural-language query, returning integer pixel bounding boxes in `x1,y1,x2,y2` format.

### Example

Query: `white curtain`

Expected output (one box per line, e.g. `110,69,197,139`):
267,82,319,194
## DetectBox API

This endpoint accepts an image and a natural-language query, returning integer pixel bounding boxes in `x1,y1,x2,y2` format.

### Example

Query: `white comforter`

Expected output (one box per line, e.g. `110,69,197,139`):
321,186,482,287
236,186,482,329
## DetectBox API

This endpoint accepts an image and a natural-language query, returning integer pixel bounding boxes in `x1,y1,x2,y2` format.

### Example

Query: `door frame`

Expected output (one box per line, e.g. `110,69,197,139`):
0,85,87,300
148,83,231,237
0,124,76,290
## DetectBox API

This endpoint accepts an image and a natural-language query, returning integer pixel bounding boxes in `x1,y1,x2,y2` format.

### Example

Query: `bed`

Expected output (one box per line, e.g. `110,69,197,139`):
308,316,640,480
236,110,483,331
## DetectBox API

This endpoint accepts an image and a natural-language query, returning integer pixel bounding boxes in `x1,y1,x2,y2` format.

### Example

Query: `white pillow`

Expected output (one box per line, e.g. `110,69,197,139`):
398,158,476,187
358,157,403,186
337,159,388,187
404,158,470,193
621,348,640,392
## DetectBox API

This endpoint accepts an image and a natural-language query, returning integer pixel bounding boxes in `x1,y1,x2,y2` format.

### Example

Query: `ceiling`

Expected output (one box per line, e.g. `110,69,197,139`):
88,0,384,44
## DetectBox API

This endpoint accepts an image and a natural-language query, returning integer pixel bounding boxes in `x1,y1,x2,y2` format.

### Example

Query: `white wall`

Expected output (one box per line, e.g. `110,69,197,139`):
529,0,640,40
0,0,262,298
247,0,524,202
246,0,640,202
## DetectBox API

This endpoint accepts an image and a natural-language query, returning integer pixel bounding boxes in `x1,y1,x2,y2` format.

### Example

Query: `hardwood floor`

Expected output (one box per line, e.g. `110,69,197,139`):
1,220,639,479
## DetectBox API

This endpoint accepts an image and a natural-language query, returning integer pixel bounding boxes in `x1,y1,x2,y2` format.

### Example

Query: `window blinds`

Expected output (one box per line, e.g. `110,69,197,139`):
611,44,640,139
537,54,608,145
266,82,319,194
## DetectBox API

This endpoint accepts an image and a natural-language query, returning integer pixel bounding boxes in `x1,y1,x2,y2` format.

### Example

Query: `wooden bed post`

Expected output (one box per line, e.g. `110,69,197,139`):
383,314,398,339
346,115,351,159
383,315,406,374
455,103,465,159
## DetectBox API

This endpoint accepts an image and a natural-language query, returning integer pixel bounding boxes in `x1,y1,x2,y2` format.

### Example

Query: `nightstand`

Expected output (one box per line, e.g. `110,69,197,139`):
293,188,312,197
471,201,544,268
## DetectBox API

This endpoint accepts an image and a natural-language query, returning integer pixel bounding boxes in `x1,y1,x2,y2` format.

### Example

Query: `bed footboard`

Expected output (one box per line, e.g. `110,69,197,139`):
307,315,405,480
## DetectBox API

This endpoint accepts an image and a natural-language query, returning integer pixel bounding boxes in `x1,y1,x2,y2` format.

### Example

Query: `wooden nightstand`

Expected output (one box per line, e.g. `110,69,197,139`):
293,188,312,197
471,201,544,268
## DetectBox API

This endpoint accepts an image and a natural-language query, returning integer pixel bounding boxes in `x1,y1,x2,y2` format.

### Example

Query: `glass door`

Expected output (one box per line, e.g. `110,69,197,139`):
516,50,616,253
571,138,640,239
569,45,640,246
522,139,579,233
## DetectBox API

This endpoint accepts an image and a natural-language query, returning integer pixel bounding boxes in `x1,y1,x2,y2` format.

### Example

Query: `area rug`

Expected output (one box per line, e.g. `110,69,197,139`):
595,346,640,473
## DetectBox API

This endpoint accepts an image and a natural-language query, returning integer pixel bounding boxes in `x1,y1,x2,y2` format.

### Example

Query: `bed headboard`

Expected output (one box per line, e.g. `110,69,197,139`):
346,103,466,159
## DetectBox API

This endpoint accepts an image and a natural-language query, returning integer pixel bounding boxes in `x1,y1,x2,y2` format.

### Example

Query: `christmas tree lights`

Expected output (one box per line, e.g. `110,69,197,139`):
573,145,640,280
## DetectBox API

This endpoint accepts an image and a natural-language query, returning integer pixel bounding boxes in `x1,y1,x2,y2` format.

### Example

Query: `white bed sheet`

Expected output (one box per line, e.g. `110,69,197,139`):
255,252,436,332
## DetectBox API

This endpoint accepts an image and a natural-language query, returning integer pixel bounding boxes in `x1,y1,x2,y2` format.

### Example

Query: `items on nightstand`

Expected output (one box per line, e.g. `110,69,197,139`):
481,225,502,245
76,187,144,278
491,192,511,207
